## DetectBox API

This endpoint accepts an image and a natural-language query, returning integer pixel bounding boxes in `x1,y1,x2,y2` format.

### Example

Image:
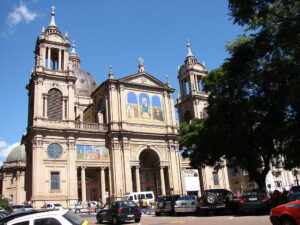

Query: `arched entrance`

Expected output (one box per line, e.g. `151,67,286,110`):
133,149,170,197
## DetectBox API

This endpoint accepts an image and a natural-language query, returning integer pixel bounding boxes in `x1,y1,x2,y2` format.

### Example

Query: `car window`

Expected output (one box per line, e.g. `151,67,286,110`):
138,194,145,200
243,189,266,195
146,194,153,199
12,222,29,225
54,204,61,207
46,204,51,208
63,211,85,225
12,206,23,209
158,196,173,201
178,196,195,200
111,202,118,208
103,203,110,210
120,201,137,207
134,195,137,200
23,206,33,209
129,196,133,201
34,218,61,225
291,186,300,192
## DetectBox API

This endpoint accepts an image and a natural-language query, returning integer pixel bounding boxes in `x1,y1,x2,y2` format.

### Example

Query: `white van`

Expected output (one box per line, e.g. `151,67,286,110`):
123,191,155,205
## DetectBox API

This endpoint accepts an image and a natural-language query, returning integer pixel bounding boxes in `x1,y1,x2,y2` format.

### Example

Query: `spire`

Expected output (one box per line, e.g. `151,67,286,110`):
108,65,114,79
71,40,76,54
138,57,145,73
186,39,193,57
49,5,57,27
65,31,68,39
41,26,45,33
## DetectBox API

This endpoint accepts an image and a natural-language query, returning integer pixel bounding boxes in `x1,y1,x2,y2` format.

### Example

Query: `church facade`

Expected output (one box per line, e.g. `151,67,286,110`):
21,8,183,208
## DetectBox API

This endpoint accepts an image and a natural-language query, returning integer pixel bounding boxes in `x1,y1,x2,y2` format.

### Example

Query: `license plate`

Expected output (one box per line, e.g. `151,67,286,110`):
249,198,257,201
127,215,134,218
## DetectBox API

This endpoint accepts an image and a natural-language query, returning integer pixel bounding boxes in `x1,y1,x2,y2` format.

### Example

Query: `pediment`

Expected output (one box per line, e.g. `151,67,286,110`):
119,72,169,89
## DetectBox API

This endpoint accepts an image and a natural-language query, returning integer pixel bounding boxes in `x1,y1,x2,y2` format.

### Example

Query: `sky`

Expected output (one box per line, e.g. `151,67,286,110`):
0,0,244,164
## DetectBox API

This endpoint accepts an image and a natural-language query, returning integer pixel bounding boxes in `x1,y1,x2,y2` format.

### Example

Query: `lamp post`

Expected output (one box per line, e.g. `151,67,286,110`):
292,169,299,186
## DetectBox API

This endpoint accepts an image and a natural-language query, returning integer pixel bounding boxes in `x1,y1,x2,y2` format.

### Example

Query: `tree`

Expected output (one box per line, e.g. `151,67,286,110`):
179,0,300,189
0,195,9,209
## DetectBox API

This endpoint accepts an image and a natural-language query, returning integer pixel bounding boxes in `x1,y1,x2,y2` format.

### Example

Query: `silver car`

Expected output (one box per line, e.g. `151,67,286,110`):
174,195,200,215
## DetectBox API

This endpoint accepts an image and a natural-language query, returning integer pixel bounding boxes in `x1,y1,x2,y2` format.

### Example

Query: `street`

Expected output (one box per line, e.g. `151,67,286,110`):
82,214,271,225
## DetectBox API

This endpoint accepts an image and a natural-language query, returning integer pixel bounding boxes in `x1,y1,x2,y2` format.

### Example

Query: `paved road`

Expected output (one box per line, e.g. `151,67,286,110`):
82,214,271,225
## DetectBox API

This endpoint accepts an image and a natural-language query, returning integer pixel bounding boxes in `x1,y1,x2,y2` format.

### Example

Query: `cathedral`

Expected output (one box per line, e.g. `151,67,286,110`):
5,7,288,208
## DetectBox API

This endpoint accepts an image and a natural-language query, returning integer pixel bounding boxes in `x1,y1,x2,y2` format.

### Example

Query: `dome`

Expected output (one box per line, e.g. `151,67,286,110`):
74,69,98,97
6,144,26,162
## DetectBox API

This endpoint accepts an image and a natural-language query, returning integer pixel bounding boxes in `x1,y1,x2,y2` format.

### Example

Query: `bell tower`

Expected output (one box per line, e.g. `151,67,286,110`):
176,41,208,123
27,6,76,126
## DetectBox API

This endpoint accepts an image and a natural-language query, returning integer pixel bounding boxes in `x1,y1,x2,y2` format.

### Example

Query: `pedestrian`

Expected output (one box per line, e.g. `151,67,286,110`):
139,199,144,214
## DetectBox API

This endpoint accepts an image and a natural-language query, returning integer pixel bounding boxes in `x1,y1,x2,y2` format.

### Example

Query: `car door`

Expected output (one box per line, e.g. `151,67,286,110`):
100,203,111,222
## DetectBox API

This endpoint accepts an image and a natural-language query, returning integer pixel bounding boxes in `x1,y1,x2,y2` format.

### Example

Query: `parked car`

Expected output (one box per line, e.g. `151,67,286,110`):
155,195,181,216
287,186,300,202
0,211,40,225
237,189,270,214
6,205,34,214
96,200,141,225
198,189,236,214
174,195,200,215
41,203,63,210
270,200,300,225
5,209,88,225
71,201,97,214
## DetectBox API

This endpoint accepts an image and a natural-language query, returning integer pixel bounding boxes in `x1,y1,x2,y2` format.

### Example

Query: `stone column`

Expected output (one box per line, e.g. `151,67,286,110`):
58,49,62,70
101,167,106,204
47,47,51,69
108,167,112,200
160,166,166,195
81,167,86,202
135,166,141,192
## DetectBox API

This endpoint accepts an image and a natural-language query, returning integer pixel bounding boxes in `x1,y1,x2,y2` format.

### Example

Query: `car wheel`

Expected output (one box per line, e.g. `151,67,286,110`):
206,193,217,205
112,216,118,225
281,217,297,225
96,215,103,224
155,212,161,216
75,209,80,214
134,218,141,223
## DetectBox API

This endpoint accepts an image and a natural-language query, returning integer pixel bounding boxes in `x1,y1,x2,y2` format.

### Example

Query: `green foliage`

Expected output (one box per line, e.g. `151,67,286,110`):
179,0,300,189
0,195,9,209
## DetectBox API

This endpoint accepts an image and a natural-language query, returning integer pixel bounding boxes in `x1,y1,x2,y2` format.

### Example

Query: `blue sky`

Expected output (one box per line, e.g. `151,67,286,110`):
0,0,243,163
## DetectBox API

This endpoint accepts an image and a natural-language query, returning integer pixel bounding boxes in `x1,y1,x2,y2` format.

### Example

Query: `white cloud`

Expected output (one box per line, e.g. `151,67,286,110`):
0,142,20,162
0,141,7,148
6,1,37,27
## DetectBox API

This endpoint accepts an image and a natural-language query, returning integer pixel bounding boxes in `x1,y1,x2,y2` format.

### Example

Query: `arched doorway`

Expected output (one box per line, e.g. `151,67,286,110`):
135,149,170,197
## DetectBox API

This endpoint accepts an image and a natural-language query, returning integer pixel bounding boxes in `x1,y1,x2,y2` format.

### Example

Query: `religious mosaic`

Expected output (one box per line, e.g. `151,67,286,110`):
126,91,164,121
76,145,109,160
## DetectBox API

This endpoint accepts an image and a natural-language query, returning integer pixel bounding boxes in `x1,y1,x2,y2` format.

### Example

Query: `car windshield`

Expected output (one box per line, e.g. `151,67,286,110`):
63,211,85,225
24,206,33,209
120,201,137,207
291,186,300,192
178,196,195,201
243,189,266,195
54,204,61,207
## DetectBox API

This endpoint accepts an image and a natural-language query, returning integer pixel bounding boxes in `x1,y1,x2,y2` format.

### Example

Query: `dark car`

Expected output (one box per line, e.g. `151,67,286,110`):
237,189,270,214
198,189,236,214
287,186,300,202
270,200,300,225
96,200,141,225
155,195,181,216
0,210,39,225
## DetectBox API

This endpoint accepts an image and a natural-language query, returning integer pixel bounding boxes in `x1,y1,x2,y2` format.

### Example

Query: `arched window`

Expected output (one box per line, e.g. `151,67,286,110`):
47,88,62,120
184,111,191,123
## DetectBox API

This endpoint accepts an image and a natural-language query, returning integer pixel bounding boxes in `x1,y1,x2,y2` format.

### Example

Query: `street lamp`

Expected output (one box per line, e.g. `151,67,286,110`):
292,169,299,186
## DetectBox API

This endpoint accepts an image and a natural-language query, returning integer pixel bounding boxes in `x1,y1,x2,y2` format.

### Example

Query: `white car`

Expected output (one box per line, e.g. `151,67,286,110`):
5,209,88,225
71,201,98,214
41,203,63,210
